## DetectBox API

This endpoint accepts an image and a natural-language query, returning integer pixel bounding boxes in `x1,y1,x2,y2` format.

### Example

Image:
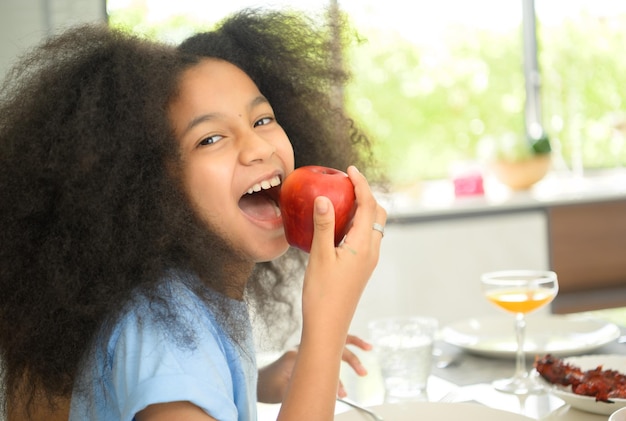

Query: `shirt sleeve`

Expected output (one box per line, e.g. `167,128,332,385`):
110,294,239,421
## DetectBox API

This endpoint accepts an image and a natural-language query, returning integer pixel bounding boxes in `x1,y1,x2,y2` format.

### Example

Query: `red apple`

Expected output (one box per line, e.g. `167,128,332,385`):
279,166,356,253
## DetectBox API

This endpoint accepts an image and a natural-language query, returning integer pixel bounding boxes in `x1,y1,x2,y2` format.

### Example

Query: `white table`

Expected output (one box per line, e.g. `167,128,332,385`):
337,328,624,420
258,325,625,420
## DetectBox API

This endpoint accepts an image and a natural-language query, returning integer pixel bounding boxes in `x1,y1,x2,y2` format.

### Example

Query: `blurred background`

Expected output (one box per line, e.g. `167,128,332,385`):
3,0,626,186
2,0,625,339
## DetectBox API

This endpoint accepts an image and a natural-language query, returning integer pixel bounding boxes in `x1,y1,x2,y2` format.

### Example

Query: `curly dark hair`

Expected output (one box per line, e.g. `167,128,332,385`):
0,24,208,417
0,7,377,419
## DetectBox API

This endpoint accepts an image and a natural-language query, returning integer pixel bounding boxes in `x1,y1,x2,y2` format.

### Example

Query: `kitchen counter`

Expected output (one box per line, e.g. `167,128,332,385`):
381,169,626,223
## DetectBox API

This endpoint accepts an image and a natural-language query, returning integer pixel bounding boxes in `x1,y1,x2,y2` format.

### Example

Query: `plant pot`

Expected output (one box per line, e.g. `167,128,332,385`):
491,154,551,190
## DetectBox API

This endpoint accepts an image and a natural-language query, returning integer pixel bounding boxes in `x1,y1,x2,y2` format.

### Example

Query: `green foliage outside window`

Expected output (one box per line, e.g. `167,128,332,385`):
345,12,626,184
344,26,525,183
539,14,626,172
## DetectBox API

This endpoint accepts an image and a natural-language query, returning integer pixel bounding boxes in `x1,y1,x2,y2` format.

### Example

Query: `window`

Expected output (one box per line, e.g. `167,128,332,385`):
107,0,626,187
536,1,626,176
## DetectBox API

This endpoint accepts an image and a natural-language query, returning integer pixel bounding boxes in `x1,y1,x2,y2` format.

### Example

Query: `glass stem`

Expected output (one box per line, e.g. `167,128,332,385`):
514,312,527,379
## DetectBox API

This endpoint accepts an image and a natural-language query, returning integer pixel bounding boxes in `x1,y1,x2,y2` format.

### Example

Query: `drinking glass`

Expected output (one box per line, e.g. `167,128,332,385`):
481,270,558,394
369,316,438,402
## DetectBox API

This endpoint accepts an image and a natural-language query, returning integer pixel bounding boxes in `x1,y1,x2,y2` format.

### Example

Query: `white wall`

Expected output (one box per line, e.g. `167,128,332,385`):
0,0,105,80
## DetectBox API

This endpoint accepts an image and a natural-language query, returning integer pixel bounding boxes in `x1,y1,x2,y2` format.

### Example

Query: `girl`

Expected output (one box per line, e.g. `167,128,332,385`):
0,9,386,421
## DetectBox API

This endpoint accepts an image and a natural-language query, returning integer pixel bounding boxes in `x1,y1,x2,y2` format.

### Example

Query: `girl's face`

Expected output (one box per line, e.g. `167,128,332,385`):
169,59,294,262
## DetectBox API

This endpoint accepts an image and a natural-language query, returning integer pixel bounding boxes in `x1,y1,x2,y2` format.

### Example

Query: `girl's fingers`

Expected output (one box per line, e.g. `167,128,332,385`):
346,334,373,351
309,195,336,258
341,348,368,376
342,335,372,376
338,380,347,398
343,166,387,252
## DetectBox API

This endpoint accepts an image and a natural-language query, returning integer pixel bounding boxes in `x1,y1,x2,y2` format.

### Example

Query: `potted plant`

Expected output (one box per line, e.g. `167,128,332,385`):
490,131,552,190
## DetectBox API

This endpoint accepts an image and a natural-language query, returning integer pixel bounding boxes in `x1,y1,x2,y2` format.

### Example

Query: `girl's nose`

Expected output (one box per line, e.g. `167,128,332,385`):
239,130,276,164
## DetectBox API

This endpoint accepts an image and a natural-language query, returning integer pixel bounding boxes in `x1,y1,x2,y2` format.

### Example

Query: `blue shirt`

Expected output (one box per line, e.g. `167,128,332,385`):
69,275,257,421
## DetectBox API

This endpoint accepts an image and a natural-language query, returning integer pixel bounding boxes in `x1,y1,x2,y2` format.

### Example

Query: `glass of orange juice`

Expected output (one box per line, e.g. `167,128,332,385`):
481,270,558,394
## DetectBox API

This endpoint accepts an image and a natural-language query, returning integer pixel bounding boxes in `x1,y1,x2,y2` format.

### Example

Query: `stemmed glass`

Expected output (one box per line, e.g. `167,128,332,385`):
481,270,559,394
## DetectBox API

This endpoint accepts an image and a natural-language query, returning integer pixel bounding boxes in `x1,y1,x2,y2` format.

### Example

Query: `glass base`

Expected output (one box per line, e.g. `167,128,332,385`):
492,375,545,395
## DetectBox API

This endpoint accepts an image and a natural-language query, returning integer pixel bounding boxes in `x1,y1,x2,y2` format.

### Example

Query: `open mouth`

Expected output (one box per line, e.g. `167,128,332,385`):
238,175,282,221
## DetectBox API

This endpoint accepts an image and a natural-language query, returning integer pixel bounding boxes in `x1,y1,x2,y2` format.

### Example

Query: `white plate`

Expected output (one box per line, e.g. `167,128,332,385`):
440,314,620,358
334,401,533,420
610,406,626,421
542,354,626,416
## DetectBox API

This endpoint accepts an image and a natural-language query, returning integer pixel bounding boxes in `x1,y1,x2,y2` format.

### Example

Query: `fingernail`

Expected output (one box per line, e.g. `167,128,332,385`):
356,364,368,376
315,196,329,214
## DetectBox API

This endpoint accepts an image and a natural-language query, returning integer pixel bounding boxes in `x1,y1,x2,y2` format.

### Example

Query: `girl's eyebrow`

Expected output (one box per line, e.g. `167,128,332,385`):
249,95,270,110
181,95,270,136
183,113,219,136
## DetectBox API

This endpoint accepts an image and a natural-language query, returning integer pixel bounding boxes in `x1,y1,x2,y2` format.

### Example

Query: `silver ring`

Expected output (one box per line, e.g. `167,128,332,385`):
372,222,385,237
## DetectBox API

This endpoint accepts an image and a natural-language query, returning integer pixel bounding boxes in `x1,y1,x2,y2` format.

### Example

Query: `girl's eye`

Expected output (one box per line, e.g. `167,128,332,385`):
254,117,273,127
199,134,223,146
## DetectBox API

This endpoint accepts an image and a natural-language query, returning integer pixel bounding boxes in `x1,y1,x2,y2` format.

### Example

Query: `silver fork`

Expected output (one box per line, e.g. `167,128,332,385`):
336,397,385,421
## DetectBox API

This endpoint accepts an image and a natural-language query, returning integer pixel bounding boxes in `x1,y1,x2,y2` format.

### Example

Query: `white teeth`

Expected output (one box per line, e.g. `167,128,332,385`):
246,175,281,194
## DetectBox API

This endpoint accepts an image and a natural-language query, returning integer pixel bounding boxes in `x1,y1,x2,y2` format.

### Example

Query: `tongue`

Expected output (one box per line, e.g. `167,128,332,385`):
239,194,281,221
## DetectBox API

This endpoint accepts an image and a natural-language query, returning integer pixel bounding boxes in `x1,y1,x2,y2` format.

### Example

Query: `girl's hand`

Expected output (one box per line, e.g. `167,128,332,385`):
302,165,386,330
277,166,386,420
337,335,373,398
257,334,373,403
